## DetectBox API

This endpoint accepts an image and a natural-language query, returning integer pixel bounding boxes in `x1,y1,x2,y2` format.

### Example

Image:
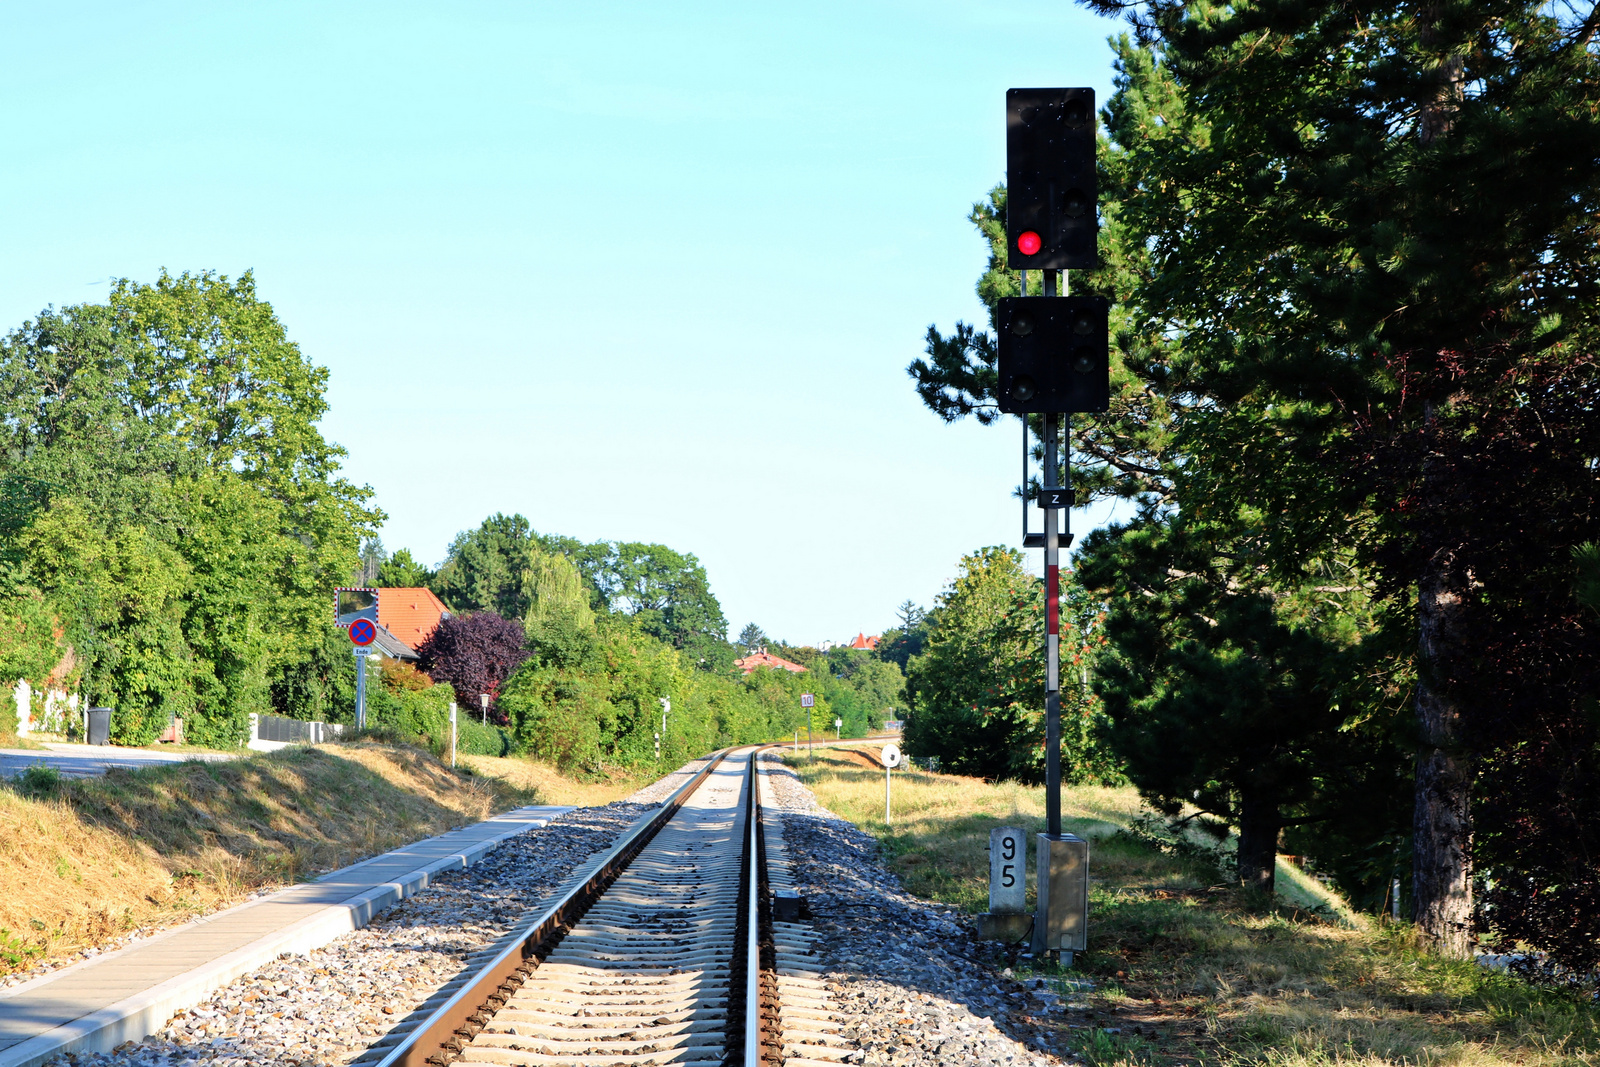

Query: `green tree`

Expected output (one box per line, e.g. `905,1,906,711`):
378,548,435,588
434,513,543,619
904,547,1035,778
588,542,730,654
1079,508,1401,893
1055,0,1600,956
357,538,385,585
523,550,598,668
737,623,767,653
0,272,380,744
907,0,1600,957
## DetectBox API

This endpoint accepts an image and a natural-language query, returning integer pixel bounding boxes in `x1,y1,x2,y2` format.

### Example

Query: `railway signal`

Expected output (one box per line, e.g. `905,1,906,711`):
1006,88,1097,271
999,87,1102,963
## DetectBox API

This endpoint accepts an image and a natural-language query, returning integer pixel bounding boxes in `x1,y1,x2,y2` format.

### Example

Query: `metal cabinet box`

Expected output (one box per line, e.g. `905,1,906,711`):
1033,832,1089,955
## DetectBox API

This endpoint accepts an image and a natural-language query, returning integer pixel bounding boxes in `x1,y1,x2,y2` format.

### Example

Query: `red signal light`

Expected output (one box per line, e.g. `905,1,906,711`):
1017,230,1042,256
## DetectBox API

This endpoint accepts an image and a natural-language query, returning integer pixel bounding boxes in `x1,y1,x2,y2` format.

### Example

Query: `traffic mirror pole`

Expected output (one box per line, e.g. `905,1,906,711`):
354,648,367,732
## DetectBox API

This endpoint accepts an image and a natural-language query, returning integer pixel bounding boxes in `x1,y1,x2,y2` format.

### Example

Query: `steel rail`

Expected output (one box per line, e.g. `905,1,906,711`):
368,748,733,1067
742,746,763,1065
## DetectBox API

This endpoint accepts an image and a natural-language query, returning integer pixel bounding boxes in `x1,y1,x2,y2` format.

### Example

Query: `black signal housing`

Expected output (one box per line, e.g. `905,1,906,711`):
996,295,1109,414
1006,88,1097,271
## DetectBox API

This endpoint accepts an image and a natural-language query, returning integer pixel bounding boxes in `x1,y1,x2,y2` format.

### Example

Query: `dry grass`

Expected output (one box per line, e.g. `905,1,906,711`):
456,754,652,807
789,746,1600,1067
0,742,540,974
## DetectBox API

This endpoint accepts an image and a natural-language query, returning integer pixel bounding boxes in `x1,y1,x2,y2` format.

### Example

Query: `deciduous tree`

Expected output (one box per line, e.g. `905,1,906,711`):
416,611,531,724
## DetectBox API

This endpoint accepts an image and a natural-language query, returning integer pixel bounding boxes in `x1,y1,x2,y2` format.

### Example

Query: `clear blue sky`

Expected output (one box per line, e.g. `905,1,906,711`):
0,1,1127,644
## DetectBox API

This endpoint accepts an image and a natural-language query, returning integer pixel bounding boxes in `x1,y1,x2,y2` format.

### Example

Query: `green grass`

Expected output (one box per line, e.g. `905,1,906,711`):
789,746,1600,1067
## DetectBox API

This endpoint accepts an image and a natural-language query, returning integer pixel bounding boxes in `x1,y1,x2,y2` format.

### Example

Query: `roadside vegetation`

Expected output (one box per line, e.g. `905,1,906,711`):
791,747,1600,1067
0,741,648,976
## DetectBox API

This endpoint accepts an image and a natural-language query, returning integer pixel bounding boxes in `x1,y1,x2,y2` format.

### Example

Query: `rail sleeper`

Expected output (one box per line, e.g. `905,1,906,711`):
450,752,755,1067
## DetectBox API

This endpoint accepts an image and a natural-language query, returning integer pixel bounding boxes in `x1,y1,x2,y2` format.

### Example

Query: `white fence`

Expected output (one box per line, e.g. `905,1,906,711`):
248,713,346,752
12,680,81,737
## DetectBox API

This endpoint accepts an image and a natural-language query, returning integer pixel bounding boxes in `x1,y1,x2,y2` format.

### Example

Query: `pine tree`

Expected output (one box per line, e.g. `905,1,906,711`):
910,0,1600,957
1081,0,1600,955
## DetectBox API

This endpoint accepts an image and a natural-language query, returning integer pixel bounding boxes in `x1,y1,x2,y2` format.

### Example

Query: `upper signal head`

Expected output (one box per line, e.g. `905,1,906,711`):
1006,88,1098,271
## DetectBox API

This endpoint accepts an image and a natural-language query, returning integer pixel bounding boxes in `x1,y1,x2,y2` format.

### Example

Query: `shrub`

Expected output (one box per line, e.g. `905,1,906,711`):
417,613,530,725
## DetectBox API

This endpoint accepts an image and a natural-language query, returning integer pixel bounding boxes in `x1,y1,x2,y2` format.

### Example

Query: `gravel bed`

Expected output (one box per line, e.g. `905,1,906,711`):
760,751,1076,1066
53,797,665,1066
624,753,715,805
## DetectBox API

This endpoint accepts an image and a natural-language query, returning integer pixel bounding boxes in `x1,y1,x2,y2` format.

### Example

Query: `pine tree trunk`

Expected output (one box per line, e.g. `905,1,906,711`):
1236,786,1280,895
1414,548,1474,957
1408,11,1474,959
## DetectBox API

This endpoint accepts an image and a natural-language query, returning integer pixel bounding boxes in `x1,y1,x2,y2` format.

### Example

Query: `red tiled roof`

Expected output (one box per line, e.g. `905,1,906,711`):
849,632,880,650
376,588,451,652
734,650,809,675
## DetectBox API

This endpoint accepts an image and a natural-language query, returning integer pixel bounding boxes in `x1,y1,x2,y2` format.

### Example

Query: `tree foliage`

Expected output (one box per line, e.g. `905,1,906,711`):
0,271,379,745
1079,509,1408,893
433,513,734,671
908,0,1600,960
378,547,435,588
903,547,1118,785
415,611,532,724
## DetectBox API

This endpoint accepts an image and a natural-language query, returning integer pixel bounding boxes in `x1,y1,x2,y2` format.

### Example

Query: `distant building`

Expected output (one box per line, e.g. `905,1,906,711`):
734,649,810,675
849,632,881,651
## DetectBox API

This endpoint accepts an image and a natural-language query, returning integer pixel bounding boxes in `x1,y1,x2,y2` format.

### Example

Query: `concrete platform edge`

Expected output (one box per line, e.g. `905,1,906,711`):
0,808,567,1067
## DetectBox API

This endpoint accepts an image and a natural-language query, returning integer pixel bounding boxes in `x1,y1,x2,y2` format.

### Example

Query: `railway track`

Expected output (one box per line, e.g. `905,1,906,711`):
357,746,847,1067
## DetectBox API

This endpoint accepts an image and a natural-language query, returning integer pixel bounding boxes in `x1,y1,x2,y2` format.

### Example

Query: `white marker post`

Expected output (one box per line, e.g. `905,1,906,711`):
801,693,814,759
881,743,901,825
354,649,367,731
449,701,457,768
835,716,842,741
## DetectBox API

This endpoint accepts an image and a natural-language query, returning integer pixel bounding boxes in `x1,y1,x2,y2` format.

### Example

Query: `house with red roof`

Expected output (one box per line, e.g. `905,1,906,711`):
849,632,880,651
734,650,809,675
376,587,452,655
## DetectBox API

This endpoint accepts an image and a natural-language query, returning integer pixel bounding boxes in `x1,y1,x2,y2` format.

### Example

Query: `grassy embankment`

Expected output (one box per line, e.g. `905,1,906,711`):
788,745,1600,1067
0,743,648,976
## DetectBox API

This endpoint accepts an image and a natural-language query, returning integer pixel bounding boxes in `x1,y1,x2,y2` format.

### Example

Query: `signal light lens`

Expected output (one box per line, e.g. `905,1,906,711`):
1011,375,1038,401
1017,230,1042,256
1062,189,1090,218
1072,312,1095,335
1011,312,1035,337
1072,350,1097,375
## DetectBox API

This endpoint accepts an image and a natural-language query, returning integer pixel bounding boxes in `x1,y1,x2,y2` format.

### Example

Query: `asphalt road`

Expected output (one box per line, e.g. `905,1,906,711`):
0,742,235,780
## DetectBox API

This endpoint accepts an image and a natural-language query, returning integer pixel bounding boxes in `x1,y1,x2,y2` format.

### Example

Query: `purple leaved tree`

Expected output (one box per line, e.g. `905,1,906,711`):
416,612,531,726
